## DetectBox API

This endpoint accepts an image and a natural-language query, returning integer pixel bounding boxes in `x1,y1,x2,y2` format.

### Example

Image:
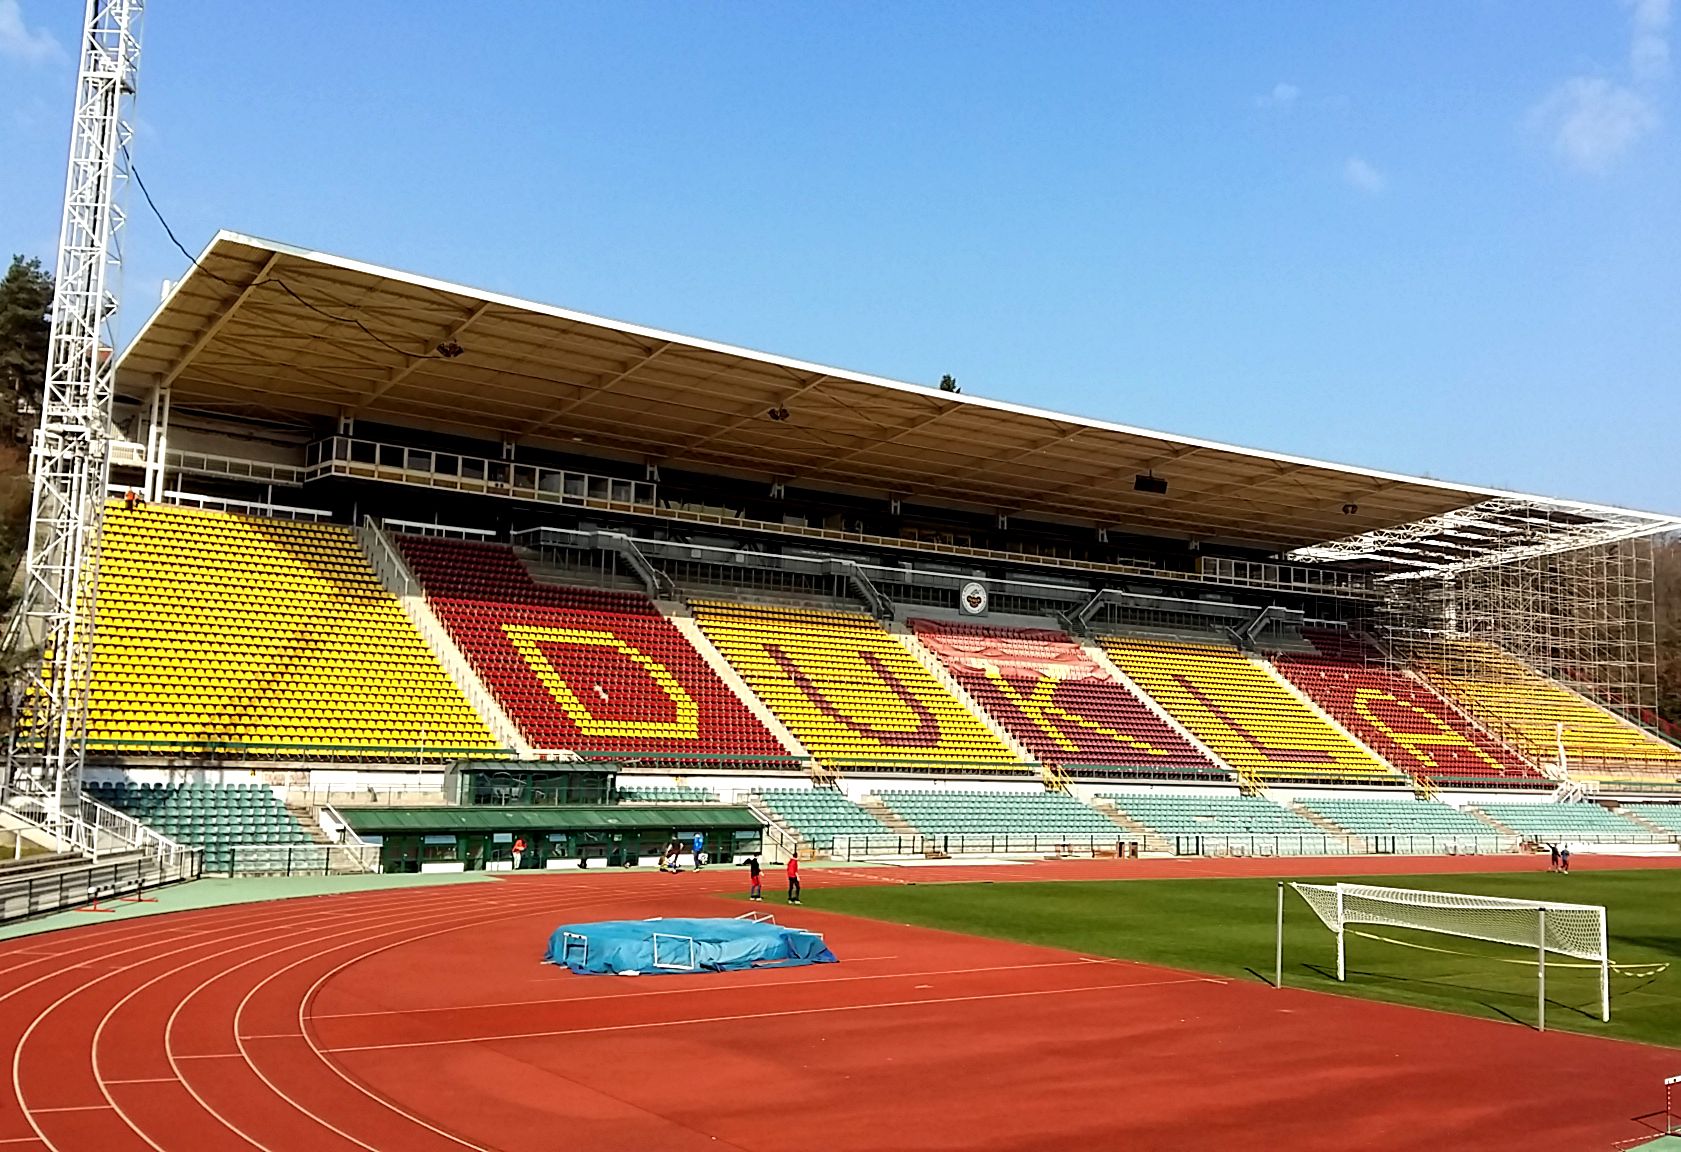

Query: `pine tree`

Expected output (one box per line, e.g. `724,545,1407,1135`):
0,255,54,442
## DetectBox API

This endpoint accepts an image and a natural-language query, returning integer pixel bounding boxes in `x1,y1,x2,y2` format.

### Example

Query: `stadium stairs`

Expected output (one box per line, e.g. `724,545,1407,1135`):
686,599,1023,772
1096,632,1405,788
889,621,1038,763
1272,630,1552,792
87,502,501,761
1409,641,1681,783
908,618,1229,784
393,537,791,768
88,782,312,872
360,521,532,755
1080,641,1242,785
662,606,810,759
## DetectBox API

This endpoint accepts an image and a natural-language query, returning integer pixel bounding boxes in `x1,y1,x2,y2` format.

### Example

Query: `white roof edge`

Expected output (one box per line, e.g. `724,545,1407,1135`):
122,229,1681,528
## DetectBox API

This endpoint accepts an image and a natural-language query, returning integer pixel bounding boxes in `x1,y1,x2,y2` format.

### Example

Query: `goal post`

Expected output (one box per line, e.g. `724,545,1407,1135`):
1286,882,1610,1029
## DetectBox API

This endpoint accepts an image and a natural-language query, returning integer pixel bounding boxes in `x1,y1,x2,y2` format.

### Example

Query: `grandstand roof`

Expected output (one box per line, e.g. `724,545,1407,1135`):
116,231,1681,559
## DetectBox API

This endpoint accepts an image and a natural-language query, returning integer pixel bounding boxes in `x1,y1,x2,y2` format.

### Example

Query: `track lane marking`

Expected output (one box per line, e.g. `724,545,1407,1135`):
311,956,1146,1022
323,974,1219,1052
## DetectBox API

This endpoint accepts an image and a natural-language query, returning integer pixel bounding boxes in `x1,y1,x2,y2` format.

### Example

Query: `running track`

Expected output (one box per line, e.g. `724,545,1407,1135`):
2,855,1678,1152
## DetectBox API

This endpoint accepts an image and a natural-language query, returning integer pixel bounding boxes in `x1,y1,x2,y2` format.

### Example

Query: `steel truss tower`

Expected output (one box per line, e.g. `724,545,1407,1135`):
5,0,144,814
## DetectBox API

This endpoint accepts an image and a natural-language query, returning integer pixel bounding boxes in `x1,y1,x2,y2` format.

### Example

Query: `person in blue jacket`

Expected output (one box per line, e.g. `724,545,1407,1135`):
692,831,705,870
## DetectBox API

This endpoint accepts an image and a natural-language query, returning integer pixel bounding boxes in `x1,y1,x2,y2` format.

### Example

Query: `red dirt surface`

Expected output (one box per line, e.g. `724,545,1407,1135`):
1,854,1677,1151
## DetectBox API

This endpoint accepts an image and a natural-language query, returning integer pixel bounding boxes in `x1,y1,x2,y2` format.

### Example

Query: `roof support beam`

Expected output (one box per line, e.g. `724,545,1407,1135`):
514,340,674,439
159,251,281,389
351,299,492,416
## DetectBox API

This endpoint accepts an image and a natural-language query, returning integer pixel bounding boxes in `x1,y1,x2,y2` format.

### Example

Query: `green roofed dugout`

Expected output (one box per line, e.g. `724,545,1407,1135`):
336,805,764,874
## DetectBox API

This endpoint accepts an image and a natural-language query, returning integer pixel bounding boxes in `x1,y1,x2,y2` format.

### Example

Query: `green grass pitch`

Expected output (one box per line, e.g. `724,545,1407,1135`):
804,869,1681,1046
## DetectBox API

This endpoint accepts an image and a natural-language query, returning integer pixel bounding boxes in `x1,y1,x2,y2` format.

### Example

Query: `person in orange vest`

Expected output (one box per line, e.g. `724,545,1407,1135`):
512,836,526,870
786,855,801,905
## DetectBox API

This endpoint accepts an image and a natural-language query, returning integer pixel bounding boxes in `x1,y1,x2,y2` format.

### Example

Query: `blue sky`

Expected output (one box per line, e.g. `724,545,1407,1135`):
2,1,1676,513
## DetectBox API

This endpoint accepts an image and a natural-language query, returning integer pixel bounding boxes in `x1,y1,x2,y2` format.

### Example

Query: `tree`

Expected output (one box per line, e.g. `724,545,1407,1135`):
0,255,53,442
938,373,960,393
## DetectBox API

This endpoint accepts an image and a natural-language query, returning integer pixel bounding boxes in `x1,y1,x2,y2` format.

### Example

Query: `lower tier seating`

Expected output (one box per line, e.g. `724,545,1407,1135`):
1621,804,1681,836
910,619,1225,779
689,600,1019,768
1098,635,1401,784
396,538,787,763
89,781,309,870
755,788,893,849
616,785,721,803
1101,792,1324,837
1294,796,1503,843
873,790,1123,838
1274,631,1546,788
86,504,497,757
1417,641,1681,771
1468,802,1658,842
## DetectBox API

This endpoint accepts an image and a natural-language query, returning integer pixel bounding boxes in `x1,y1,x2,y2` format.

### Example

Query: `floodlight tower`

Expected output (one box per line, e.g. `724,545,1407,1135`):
4,0,144,823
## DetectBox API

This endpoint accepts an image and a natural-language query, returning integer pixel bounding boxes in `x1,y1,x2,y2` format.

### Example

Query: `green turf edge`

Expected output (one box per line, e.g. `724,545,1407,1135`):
0,870,500,942
796,869,1681,1049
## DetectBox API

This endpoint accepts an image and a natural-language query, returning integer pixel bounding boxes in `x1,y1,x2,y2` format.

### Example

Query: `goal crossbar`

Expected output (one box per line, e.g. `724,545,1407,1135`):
1287,882,1610,1027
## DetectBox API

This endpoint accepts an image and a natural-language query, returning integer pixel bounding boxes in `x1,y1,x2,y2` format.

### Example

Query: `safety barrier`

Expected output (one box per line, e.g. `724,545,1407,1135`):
0,849,203,923
829,833,1138,860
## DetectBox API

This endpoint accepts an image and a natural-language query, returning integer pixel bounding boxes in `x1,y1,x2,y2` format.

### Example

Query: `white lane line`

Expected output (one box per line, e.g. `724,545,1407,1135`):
324,974,1217,1053
312,957,1104,1020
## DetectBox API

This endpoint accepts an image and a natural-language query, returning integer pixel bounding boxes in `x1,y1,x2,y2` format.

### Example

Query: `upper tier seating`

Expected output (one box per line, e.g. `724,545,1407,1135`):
1295,796,1503,842
1469,802,1658,842
616,785,721,803
1100,792,1323,837
1418,641,1681,771
688,601,1018,767
89,781,309,870
755,788,893,849
88,504,497,756
1097,635,1400,784
1273,631,1546,788
397,538,787,763
873,789,1123,838
909,619,1225,780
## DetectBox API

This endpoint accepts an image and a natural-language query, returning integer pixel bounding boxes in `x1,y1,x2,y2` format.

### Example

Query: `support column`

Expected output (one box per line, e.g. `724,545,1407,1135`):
143,380,170,501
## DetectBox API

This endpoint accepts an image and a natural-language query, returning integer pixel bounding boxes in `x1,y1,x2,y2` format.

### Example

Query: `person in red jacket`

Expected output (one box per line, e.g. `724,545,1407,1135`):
786,855,802,904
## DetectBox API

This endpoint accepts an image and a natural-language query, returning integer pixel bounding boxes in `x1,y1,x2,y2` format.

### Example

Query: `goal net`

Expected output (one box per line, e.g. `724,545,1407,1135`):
1289,881,1610,1024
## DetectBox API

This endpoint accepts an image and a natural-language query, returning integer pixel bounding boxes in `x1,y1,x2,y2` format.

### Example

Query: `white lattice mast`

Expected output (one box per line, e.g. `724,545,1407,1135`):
6,0,144,808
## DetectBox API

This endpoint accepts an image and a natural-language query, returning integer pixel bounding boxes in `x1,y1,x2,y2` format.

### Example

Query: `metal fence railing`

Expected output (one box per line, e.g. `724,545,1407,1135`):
0,850,204,923
829,833,1139,860
1165,834,1518,857
206,843,381,877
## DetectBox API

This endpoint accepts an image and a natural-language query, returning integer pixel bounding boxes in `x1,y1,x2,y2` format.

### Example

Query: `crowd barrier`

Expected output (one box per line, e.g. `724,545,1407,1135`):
829,833,1138,860
0,850,204,923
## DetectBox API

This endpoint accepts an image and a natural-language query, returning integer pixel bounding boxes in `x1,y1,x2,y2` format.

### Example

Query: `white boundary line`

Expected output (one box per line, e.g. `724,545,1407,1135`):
310,957,1143,1021
324,974,1222,1054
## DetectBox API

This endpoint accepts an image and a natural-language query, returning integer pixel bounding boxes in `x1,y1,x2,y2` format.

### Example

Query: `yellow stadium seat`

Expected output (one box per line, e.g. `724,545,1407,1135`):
688,600,1020,769
1098,635,1401,785
81,501,498,758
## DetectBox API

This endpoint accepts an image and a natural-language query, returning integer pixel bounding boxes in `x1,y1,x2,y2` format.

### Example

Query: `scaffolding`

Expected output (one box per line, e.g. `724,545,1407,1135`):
1377,537,1672,775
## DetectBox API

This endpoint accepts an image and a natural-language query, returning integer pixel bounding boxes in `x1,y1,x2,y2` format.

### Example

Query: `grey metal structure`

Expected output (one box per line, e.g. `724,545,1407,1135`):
5,0,144,817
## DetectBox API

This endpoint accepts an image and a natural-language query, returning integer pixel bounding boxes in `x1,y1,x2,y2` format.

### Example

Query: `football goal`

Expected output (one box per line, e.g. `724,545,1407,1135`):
1281,881,1610,1030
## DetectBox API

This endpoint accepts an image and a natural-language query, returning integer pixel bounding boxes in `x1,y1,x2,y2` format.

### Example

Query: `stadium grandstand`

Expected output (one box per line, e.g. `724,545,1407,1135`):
6,229,1681,877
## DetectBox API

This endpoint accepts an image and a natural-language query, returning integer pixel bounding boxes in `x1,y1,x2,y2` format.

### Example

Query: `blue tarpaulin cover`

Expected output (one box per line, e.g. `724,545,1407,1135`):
543,917,838,975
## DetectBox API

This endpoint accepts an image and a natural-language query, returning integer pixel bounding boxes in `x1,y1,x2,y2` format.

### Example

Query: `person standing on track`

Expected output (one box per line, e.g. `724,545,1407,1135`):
786,855,801,904
1549,844,1559,872
748,855,762,901
692,831,705,870
1560,844,1570,874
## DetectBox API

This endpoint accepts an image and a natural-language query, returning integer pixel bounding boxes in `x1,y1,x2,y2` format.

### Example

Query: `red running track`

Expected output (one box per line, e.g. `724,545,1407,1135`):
2,856,1678,1152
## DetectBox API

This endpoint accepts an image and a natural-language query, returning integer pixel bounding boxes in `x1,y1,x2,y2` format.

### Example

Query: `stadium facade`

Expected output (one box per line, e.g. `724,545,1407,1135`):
26,229,1681,873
